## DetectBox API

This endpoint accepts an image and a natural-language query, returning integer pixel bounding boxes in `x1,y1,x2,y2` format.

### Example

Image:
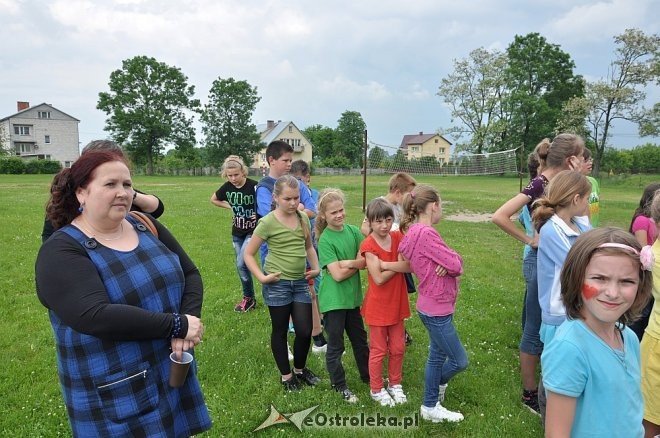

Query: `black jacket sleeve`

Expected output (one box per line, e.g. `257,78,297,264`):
132,189,165,219
41,218,54,243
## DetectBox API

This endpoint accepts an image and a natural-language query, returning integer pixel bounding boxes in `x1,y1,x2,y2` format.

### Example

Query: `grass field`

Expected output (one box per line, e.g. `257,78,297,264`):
0,173,656,437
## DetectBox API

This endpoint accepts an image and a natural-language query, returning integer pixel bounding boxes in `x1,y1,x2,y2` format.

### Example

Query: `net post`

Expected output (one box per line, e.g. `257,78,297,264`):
362,129,368,213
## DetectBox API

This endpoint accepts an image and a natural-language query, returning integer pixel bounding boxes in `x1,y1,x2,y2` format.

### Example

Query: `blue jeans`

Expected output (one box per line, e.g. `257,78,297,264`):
519,248,543,355
232,234,254,299
418,312,468,407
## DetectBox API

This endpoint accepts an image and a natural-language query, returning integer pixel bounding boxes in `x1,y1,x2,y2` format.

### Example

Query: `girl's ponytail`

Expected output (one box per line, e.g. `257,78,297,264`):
400,184,440,233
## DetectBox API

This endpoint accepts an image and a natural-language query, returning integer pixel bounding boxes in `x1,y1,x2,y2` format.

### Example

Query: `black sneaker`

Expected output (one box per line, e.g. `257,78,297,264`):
282,374,302,392
336,387,358,403
295,368,321,386
522,389,541,416
405,330,413,346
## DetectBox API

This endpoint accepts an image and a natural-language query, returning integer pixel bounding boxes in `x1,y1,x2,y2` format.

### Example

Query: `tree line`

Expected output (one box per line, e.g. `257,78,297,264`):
437,29,659,174
95,55,370,174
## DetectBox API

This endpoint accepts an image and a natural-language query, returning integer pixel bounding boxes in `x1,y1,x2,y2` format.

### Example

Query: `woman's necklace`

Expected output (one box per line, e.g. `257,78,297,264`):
77,217,124,241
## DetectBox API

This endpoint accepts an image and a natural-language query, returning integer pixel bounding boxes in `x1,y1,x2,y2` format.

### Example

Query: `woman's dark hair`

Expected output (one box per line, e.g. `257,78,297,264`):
81,140,125,155
46,151,128,229
629,182,660,232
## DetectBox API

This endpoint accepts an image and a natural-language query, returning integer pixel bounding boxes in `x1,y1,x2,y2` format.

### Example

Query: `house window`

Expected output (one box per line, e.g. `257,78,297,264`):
288,126,293,133
15,143,33,153
439,147,445,154
439,158,445,165
14,125,31,135
260,153,266,162
45,135,51,144
411,146,419,152
435,139,439,143
64,161,72,168
38,111,51,119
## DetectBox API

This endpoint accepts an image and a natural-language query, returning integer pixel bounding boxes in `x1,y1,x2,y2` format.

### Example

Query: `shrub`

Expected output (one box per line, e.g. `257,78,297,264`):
0,158,26,174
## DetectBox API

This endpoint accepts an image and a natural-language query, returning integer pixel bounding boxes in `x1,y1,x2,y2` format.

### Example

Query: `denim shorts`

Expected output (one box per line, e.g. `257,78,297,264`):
261,277,311,307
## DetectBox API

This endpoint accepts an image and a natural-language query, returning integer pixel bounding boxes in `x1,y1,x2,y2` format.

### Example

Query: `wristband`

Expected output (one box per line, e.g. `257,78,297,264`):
170,313,182,339
133,191,138,201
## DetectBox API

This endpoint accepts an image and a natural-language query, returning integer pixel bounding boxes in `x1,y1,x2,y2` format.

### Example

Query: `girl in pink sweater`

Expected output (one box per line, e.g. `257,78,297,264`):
396,184,467,423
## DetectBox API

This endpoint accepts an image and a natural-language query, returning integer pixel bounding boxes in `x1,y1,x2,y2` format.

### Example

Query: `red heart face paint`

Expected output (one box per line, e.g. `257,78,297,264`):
581,283,599,300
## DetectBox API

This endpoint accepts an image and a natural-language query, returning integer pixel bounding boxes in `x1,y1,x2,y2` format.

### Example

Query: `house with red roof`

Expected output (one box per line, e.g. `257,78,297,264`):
399,131,451,165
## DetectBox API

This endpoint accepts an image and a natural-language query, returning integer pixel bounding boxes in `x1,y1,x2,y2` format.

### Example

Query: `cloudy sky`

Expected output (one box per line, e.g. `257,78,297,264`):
1,0,658,154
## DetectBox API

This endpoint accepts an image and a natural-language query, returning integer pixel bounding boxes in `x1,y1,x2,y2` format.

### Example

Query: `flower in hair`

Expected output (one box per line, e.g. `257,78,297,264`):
640,245,654,271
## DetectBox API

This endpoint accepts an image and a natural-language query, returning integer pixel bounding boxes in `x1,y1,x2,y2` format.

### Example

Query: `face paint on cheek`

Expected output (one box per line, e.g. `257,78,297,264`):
581,283,599,300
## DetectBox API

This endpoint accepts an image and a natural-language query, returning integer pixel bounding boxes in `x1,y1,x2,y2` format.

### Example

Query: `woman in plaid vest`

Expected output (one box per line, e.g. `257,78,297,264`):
36,150,211,437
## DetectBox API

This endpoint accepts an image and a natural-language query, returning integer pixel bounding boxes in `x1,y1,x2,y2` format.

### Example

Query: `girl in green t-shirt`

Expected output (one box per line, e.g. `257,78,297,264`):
244,175,321,391
316,189,369,403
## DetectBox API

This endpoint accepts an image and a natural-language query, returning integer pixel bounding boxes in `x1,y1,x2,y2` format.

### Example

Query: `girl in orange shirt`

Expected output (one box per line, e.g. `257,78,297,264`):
360,198,411,407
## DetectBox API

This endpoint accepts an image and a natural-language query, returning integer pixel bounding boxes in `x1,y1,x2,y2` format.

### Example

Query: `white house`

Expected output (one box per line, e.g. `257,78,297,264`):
252,120,314,171
1,101,80,167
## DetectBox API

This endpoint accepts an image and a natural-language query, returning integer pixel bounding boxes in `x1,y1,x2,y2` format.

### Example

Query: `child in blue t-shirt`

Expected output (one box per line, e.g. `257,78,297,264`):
542,227,653,437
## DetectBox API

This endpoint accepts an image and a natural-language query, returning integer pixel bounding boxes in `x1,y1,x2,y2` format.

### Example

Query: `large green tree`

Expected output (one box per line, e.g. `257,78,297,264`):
557,29,659,174
367,145,387,168
505,33,585,158
334,111,366,167
201,77,261,167
302,124,335,161
97,56,199,174
437,47,510,153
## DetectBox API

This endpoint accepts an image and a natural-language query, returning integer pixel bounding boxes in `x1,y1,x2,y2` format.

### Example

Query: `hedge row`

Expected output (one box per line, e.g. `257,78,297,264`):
0,158,62,174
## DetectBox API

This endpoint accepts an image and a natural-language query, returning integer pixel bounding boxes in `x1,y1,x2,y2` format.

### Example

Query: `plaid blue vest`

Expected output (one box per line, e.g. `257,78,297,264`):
52,216,211,437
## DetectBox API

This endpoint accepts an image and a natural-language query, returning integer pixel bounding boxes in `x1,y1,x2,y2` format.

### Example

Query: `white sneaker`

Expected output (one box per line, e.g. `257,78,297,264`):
287,343,294,361
387,384,408,404
312,343,327,354
420,404,464,423
371,388,395,407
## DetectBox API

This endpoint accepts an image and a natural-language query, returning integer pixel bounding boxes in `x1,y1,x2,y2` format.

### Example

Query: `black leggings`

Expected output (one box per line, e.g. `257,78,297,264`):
268,302,313,375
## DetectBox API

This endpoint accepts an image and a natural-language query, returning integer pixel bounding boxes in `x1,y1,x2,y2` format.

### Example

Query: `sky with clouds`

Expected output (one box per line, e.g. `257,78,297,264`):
1,0,658,154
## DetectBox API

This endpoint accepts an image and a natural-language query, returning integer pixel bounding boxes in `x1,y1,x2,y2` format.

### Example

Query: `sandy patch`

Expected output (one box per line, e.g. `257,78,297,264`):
444,213,493,222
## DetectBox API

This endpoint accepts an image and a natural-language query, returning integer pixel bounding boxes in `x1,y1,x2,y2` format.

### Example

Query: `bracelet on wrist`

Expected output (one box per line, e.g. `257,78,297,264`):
133,191,138,201
170,313,182,339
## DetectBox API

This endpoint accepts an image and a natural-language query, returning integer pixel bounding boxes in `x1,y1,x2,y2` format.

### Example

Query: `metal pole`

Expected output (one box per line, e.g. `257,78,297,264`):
519,144,524,192
362,129,368,212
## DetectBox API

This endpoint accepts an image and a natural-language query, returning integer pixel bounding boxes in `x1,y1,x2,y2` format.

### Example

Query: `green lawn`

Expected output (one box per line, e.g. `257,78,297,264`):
0,173,655,437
